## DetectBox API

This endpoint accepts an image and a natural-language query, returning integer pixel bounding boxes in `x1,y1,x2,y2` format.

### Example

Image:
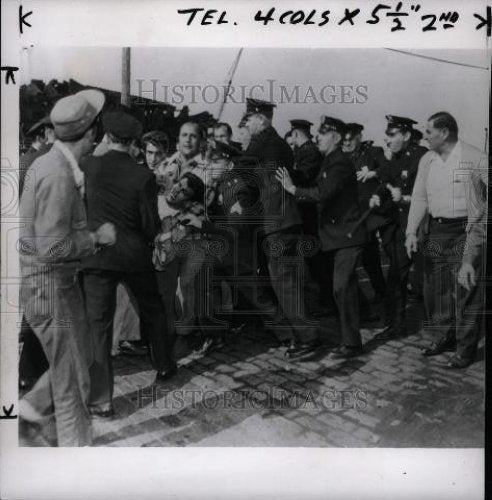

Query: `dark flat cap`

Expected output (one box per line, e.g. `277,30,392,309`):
319,116,346,135
209,140,242,159
103,111,143,140
385,115,418,132
344,123,364,136
290,119,313,136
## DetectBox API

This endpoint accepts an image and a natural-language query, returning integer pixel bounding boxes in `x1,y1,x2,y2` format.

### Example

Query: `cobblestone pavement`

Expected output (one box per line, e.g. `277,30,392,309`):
20,299,485,448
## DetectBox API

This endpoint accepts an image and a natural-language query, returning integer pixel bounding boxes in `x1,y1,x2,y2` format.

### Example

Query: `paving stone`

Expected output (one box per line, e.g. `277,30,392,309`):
344,408,380,429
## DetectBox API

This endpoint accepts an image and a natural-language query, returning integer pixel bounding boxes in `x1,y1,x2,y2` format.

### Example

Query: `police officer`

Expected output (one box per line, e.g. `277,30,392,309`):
277,116,367,359
369,115,427,339
190,140,259,336
288,119,331,315
242,98,319,358
342,122,386,302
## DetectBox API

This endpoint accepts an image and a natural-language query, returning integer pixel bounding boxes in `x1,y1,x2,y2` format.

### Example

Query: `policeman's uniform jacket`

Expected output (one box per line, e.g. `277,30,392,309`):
242,126,301,235
375,142,428,229
291,140,322,236
204,163,259,275
346,140,388,232
294,147,367,252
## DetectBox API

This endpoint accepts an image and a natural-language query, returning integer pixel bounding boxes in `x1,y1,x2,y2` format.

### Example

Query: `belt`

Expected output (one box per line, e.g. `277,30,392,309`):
430,216,467,224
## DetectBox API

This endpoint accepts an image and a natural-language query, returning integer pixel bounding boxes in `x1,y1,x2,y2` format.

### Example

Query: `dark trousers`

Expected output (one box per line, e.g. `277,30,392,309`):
423,219,485,360
361,233,386,298
380,223,412,328
330,245,364,347
264,226,319,343
83,270,174,407
19,315,49,382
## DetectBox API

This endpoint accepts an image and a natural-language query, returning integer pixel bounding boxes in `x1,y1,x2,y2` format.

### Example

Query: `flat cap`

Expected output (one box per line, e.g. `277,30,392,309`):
319,116,346,136
103,110,143,140
344,122,364,136
290,119,313,136
385,115,418,133
50,89,105,141
209,140,242,159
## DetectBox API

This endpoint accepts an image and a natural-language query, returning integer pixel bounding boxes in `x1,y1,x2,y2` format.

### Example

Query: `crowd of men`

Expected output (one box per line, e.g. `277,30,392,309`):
18,89,487,446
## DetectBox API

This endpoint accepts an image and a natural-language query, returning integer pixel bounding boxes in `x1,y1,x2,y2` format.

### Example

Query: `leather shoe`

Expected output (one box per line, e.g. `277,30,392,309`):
154,366,177,383
421,339,456,357
118,340,148,356
286,340,320,359
444,354,473,369
89,405,115,420
330,345,363,359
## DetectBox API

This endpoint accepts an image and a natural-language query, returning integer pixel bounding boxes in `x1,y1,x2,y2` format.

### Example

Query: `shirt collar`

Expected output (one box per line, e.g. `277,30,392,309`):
54,140,85,195
445,140,461,165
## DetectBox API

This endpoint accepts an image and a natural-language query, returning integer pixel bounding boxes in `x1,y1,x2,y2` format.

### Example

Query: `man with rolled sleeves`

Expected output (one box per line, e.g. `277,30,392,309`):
369,115,427,339
19,90,116,446
277,116,367,359
342,123,386,302
82,109,176,418
406,111,487,368
242,98,319,358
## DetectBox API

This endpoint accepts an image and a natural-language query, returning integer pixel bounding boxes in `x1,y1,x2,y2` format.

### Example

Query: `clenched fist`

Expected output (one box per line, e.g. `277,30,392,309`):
94,222,116,247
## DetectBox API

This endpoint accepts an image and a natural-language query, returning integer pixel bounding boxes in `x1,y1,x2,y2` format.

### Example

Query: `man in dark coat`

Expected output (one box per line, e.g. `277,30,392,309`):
277,116,367,359
81,110,176,418
342,123,386,301
288,119,330,314
369,115,428,338
242,99,319,358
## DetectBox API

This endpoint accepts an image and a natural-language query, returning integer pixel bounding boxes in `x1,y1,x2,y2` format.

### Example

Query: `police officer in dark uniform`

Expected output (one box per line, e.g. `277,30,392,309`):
288,119,331,314
277,116,367,359
369,115,427,339
289,119,322,237
242,98,319,358
342,123,387,302
203,139,260,334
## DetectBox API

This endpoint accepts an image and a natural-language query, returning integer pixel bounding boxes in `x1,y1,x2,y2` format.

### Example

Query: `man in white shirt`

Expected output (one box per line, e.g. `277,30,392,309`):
405,112,487,369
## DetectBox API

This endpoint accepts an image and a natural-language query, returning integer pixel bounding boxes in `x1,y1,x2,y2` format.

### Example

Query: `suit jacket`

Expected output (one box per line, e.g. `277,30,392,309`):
243,126,301,235
81,150,161,272
295,148,367,251
19,144,95,278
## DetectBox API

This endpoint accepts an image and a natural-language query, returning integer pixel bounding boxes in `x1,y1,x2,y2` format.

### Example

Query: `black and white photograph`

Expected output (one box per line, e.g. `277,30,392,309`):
14,45,489,447
1,1,490,498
